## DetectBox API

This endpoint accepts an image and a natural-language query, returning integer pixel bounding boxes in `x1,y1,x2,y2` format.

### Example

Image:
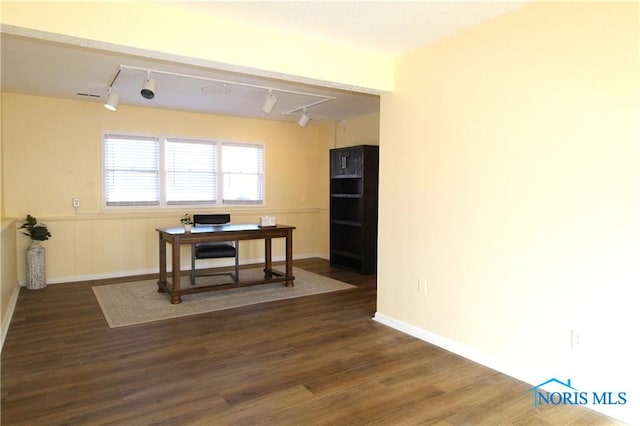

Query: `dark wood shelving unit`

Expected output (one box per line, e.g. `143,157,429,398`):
329,145,379,273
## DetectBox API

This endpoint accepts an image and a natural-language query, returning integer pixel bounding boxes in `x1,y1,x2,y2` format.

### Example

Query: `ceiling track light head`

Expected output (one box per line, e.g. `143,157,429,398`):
262,89,278,114
104,90,120,111
141,77,156,99
298,109,310,128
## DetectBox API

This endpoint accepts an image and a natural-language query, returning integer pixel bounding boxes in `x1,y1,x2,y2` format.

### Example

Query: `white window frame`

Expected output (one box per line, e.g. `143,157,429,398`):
103,133,265,209
103,134,161,207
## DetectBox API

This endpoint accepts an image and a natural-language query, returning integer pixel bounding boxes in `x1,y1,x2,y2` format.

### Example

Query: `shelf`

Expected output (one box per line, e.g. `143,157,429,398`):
330,219,362,227
330,197,361,223
331,178,361,196
330,250,364,270
330,250,362,261
331,193,362,199
331,174,361,179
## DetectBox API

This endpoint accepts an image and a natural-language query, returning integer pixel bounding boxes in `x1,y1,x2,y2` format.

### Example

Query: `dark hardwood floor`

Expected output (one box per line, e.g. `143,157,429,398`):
1,258,618,425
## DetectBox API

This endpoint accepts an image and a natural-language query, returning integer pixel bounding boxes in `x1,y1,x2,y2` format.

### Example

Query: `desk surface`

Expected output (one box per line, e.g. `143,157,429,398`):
157,224,294,235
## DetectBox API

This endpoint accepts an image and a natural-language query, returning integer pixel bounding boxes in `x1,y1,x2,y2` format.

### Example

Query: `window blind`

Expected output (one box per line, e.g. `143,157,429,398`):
104,134,160,206
221,142,264,204
166,139,217,204
103,135,264,207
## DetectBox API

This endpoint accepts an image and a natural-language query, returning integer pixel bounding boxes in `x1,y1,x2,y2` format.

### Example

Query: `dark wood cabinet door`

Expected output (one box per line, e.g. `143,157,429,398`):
330,147,363,177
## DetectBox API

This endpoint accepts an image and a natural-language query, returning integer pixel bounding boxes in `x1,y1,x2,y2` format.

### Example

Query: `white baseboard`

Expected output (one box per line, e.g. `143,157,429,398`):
22,252,329,285
22,268,161,286
1,281,21,353
372,312,632,424
372,312,537,384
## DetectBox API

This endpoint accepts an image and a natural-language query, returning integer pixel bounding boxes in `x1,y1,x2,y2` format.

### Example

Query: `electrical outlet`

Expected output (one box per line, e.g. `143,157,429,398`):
72,198,80,208
571,329,581,349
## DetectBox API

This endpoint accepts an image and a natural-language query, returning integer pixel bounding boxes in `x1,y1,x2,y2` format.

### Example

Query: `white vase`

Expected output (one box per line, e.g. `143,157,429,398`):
183,224,192,232
26,240,47,290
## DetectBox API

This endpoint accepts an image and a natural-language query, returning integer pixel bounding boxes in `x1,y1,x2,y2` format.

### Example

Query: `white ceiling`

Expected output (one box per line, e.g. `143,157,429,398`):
171,1,530,56
1,1,529,123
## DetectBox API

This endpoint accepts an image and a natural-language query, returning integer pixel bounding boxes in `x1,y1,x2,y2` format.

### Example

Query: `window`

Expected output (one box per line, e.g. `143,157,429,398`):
103,134,264,208
166,139,217,205
222,143,264,204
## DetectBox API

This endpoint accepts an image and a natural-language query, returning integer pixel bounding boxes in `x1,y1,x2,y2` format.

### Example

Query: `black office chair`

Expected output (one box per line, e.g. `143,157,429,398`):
190,214,239,285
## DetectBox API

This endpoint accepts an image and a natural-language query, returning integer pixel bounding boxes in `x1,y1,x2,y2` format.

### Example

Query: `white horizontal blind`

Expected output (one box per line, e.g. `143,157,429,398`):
221,142,264,204
166,139,217,204
103,134,264,207
104,134,160,206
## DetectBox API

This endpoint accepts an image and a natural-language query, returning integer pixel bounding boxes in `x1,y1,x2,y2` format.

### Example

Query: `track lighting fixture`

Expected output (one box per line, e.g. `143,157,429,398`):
105,65,337,121
298,109,310,128
262,90,278,114
104,90,120,111
141,73,156,99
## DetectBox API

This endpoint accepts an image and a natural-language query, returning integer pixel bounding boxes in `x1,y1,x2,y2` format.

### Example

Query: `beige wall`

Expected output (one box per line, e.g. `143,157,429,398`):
2,93,333,282
378,2,639,421
1,82,19,345
333,113,380,149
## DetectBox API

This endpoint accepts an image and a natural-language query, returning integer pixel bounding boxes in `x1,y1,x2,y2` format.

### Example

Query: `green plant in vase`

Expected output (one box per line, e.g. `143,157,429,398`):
19,214,52,241
180,214,193,232
19,214,51,290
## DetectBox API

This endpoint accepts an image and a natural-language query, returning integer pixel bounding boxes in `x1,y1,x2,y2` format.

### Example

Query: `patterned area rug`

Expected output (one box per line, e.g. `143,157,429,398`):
92,267,355,328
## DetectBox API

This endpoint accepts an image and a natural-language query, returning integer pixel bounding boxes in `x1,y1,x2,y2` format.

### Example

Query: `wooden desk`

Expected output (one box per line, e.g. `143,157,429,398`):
156,224,295,304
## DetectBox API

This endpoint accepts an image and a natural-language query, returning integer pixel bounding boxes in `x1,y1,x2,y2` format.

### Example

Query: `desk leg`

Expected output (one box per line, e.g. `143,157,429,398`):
171,239,182,304
264,237,273,278
157,234,167,293
285,229,294,287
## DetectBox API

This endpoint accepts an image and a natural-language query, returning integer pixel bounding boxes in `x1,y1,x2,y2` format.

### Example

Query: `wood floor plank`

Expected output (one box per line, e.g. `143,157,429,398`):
1,259,620,425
